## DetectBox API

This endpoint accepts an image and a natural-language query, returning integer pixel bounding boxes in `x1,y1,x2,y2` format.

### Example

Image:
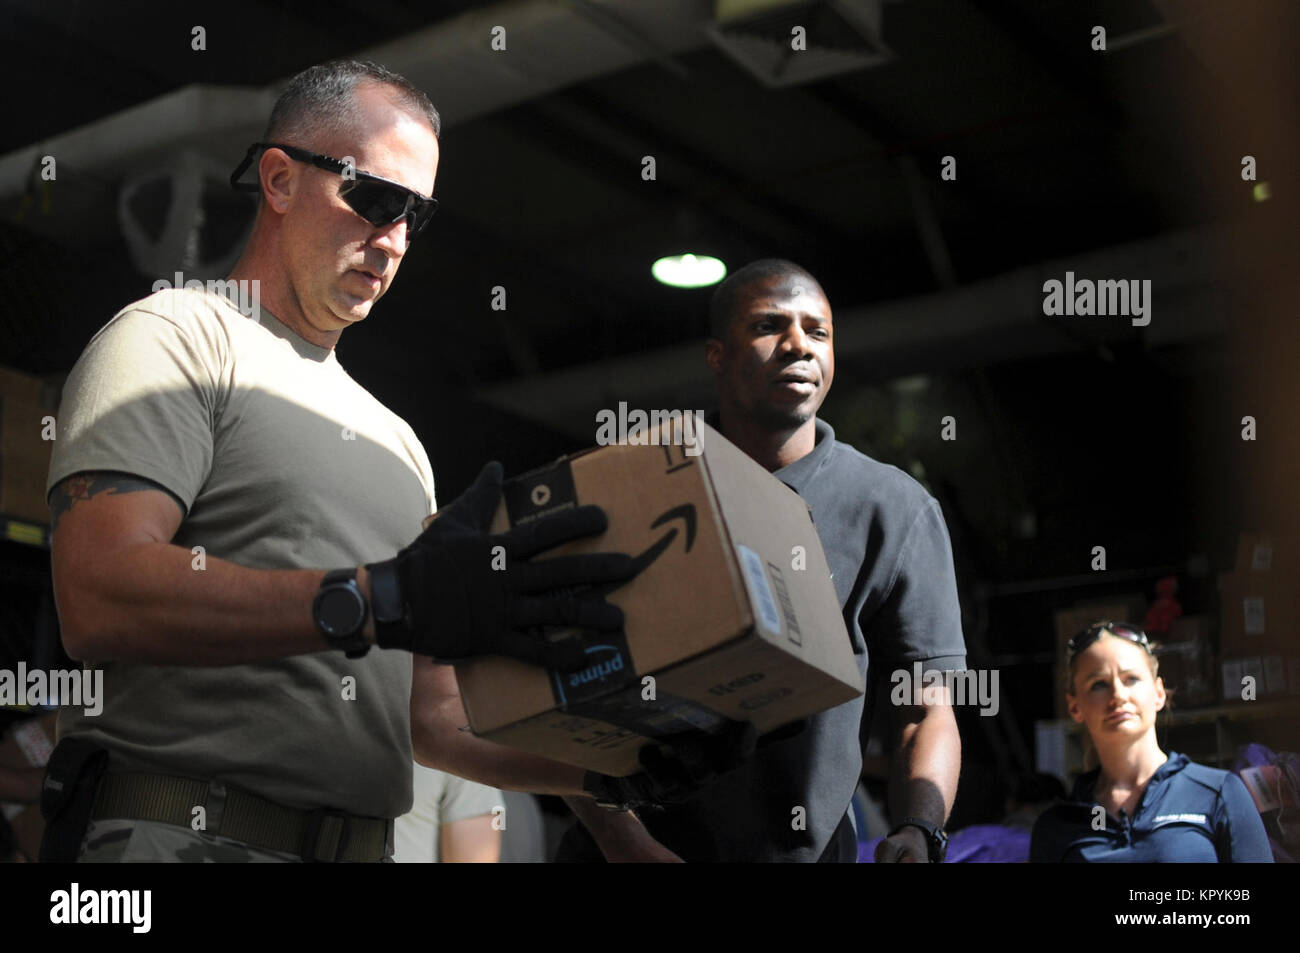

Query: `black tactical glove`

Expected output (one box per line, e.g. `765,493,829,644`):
583,720,761,810
366,461,635,667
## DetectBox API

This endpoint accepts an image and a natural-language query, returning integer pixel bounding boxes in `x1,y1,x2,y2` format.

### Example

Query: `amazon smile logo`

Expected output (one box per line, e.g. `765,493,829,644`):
568,644,626,687
629,503,696,573
588,503,697,601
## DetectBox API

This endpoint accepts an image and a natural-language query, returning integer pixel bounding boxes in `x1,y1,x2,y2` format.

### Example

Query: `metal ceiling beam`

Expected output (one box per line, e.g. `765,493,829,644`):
964,0,1126,126
562,85,858,248
0,0,720,215
475,223,1238,439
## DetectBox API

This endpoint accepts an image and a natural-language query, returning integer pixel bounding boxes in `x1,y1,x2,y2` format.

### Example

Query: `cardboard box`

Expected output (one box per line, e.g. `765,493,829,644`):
1218,571,1298,657
1232,530,1297,575
1149,615,1215,708
1241,657,1266,700
1221,658,1244,702
1264,655,1288,697
1168,614,1214,644
0,366,44,406
454,421,864,776
1053,597,1147,717
1154,638,1215,708
1222,656,1268,703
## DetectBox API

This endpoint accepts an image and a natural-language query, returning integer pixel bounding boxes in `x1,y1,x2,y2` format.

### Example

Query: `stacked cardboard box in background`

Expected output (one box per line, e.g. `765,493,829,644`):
1153,615,1216,708
1218,532,1299,702
0,366,58,525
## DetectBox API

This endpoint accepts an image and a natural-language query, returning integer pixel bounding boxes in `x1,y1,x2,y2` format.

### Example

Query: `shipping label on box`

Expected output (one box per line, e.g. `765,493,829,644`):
1239,657,1264,700
1221,659,1243,701
1218,570,1298,657
1234,531,1273,573
454,421,864,775
1243,597,1266,636
1263,655,1288,697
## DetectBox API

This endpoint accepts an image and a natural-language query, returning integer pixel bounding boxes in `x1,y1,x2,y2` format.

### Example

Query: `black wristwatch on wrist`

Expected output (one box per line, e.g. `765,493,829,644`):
888,816,948,863
313,568,371,658
365,558,406,649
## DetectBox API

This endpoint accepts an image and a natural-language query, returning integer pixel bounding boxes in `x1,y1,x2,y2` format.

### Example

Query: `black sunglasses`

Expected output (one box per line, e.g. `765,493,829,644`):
230,142,438,238
1066,621,1151,661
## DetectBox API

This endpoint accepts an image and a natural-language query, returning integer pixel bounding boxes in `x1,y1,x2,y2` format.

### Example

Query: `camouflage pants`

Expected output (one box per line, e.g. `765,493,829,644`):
76,818,396,863
77,818,303,862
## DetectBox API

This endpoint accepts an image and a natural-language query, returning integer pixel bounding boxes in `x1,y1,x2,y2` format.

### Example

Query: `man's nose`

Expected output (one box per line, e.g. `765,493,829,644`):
778,324,812,356
371,217,410,257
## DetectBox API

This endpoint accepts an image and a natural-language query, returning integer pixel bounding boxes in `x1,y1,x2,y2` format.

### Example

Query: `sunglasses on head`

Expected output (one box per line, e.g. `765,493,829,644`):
1067,621,1151,661
230,142,438,239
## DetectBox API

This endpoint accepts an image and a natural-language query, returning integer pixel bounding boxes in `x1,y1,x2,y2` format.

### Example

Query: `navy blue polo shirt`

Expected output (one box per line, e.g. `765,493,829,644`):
558,417,967,862
1029,752,1273,862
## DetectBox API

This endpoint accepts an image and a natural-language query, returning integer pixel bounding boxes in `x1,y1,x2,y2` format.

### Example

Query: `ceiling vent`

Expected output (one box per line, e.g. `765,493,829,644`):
706,0,894,87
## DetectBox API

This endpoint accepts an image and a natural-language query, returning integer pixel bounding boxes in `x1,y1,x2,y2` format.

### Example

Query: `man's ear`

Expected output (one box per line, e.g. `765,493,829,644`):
705,338,724,375
259,148,298,215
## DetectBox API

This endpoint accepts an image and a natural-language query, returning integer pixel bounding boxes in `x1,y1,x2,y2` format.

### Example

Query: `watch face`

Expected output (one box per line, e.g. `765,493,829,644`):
318,586,365,637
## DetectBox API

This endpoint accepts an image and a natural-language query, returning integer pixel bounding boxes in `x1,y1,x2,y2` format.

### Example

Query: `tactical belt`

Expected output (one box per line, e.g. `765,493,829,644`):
91,772,390,862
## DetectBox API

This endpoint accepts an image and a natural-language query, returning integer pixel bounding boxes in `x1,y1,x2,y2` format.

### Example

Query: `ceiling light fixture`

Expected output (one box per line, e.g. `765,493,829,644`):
652,253,727,288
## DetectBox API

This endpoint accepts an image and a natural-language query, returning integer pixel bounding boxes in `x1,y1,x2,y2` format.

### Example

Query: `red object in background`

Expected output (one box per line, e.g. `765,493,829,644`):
1144,575,1183,636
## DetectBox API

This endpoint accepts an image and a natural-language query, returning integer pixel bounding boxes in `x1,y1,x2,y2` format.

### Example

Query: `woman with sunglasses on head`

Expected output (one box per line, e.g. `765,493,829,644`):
1030,622,1272,862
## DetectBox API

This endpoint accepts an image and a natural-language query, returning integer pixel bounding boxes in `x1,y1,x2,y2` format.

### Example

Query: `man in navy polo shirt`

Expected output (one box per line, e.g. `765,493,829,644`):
560,259,967,862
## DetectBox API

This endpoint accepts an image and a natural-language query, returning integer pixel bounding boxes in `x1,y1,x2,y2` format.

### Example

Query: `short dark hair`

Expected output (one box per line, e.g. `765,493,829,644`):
264,59,441,148
707,258,825,339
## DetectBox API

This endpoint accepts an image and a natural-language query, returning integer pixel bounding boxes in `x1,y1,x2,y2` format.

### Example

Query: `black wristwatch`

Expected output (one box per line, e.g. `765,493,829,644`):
888,816,948,863
313,568,371,658
365,558,406,648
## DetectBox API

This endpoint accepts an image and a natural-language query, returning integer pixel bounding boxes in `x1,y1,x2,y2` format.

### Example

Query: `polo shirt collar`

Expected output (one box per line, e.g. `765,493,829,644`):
774,418,836,493
1071,751,1189,804
704,413,835,492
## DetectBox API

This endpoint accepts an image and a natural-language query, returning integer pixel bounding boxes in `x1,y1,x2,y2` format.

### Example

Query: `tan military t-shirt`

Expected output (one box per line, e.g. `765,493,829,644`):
46,287,435,818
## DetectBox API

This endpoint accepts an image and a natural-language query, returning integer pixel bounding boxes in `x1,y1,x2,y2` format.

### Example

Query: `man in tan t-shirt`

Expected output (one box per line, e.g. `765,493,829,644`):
41,59,673,863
